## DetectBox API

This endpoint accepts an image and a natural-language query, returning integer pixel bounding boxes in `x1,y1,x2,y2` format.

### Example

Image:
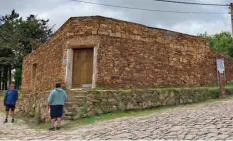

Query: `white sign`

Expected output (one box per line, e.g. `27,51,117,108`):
82,84,92,88
62,59,67,65
217,59,225,73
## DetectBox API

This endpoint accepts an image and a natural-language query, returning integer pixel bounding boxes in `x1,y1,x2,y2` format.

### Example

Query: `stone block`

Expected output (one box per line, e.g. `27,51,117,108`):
98,31,109,35
118,101,125,111
92,30,97,35
166,97,176,106
115,32,121,37
126,102,134,110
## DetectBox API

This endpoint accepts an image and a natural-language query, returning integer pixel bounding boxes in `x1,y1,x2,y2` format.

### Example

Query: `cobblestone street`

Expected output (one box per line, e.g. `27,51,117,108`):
1,100,233,140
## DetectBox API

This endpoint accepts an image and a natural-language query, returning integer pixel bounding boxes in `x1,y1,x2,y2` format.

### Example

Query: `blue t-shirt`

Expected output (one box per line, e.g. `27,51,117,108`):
4,90,19,105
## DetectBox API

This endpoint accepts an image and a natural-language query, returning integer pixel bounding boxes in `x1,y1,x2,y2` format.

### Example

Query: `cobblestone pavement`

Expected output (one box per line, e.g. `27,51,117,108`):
1,100,233,140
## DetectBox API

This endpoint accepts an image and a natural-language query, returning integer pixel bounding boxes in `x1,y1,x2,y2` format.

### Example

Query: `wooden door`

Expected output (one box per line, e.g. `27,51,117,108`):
72,48,93,88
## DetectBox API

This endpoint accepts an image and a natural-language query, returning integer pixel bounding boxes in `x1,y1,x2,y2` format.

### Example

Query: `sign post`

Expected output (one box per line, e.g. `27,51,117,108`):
216,59,226,98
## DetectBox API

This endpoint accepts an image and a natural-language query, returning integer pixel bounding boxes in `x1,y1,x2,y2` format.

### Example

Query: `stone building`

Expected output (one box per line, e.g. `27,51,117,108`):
21,16,233,92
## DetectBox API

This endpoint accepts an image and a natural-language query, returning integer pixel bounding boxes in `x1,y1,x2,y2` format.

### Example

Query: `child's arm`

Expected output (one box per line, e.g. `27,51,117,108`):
48,91,54,105
3,91,8,106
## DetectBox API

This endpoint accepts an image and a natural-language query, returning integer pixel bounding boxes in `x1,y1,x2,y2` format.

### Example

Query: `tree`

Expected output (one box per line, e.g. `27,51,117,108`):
0,10,19,90
18,14,53,55
0,10,53,89
199,32,233,57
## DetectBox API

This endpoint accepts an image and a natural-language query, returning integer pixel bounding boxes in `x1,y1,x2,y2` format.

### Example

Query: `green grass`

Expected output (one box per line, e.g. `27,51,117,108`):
0,91,5,100
94,87,106,91
0,91,5,112
156,83,233,90
226,83,233,89
93,83,233,93
24,94,233,130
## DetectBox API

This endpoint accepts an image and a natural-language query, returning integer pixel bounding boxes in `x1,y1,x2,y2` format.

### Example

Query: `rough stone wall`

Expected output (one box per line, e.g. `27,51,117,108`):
90,16,233,88
21,16,233,92
96,37,233,88
21,20,74,92
22,42,65,93
16,92,50,121
16,88,233,121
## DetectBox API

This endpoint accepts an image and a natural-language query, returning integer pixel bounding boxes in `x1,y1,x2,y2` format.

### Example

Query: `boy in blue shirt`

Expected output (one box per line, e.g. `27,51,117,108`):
3,84,18,123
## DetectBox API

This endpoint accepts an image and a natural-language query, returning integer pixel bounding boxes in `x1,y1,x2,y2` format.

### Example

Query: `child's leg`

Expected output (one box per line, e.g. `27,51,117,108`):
62,108,64,119
11,105,16,120
5,108,9,122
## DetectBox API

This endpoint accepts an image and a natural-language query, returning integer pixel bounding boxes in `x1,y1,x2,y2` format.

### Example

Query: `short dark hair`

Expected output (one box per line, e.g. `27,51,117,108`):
9,84,16,89
56,83,61,88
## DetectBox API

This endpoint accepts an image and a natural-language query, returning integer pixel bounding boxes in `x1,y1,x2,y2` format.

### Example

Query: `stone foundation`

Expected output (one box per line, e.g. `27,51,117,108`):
16,92,50,121
16,88,233,121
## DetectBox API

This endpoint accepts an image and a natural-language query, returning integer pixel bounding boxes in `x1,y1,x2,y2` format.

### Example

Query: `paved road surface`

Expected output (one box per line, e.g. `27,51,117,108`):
1,100,233,140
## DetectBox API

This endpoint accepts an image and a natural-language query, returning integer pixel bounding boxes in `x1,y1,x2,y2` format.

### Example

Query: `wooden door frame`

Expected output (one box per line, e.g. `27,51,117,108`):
65,44,99,89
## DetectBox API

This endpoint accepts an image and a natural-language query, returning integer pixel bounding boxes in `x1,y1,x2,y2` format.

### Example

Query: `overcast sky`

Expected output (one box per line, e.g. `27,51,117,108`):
0,0,232,35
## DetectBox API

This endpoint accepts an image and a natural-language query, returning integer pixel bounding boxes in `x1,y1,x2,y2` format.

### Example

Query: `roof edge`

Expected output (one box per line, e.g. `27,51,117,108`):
68,15,206,40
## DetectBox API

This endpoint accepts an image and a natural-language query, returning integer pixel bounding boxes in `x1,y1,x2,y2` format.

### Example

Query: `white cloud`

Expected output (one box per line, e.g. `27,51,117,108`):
170,20,231,35
0,0,232,35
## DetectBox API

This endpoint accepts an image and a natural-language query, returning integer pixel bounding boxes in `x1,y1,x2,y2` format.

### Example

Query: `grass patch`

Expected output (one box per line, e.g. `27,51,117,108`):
0,96,4,100
0,91,6,112
93,83,233,93
150,83,233,91
0,91,5,100
95,87,105,91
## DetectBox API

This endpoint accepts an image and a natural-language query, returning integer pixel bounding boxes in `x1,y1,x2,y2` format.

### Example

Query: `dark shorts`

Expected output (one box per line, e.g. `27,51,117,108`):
50,105,64,119
5,104,16,111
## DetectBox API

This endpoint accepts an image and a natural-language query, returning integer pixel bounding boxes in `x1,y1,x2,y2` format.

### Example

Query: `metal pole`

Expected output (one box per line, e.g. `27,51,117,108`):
216,58,219,85
230,3,233,37
220,72,226,98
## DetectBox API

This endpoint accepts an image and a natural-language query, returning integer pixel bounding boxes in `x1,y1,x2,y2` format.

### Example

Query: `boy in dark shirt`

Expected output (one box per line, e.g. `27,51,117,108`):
3,84,19,123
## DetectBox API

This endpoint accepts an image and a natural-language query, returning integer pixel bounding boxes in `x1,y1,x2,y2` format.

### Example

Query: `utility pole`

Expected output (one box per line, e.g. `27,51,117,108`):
230,3,233,37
